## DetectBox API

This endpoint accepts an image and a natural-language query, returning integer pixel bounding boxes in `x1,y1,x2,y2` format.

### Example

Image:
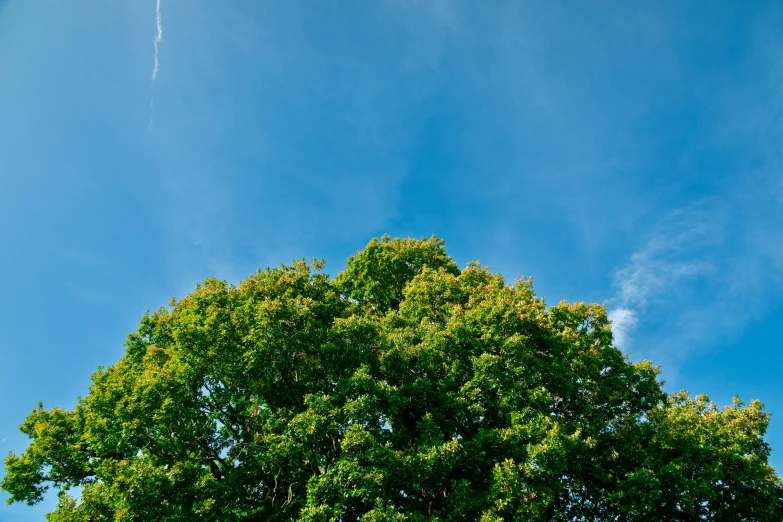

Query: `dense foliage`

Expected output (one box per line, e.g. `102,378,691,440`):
4,236,782,520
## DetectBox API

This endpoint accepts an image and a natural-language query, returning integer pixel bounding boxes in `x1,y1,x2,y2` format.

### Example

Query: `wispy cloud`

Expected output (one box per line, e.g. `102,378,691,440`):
608,198,726,351
608,192,783,376
148,0,163,130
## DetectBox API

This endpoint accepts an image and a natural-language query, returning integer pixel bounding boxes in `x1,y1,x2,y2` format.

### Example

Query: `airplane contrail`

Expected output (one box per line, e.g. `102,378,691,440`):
151,0,162,82
149,0,163,130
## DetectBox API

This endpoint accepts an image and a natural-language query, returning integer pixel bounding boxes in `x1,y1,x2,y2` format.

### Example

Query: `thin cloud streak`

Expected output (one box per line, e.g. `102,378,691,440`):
151,0,162,82
149,0,163,130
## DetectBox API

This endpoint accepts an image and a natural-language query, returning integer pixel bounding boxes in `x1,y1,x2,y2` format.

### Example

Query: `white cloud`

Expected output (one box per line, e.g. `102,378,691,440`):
607,198,725,350
608,190,783,369
607,308,637,351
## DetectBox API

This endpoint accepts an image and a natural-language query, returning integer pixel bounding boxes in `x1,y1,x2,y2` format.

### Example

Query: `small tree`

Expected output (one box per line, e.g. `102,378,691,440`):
4,236,782,521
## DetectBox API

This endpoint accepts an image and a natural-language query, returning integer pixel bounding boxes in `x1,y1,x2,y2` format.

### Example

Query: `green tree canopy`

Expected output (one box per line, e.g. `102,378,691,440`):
4,236,782,521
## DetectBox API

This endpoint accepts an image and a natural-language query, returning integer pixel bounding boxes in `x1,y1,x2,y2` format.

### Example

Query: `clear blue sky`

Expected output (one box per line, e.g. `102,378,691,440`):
2,1,782,518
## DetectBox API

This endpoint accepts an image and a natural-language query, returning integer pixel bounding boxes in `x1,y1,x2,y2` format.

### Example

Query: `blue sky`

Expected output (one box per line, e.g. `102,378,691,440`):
2,1,782,518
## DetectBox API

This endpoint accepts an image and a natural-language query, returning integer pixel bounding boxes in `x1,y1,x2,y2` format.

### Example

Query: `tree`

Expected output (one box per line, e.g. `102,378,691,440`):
3,236,782,521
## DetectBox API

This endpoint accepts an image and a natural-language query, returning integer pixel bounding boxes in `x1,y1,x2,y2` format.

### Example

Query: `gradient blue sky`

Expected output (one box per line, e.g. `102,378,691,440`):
2,1,782,519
